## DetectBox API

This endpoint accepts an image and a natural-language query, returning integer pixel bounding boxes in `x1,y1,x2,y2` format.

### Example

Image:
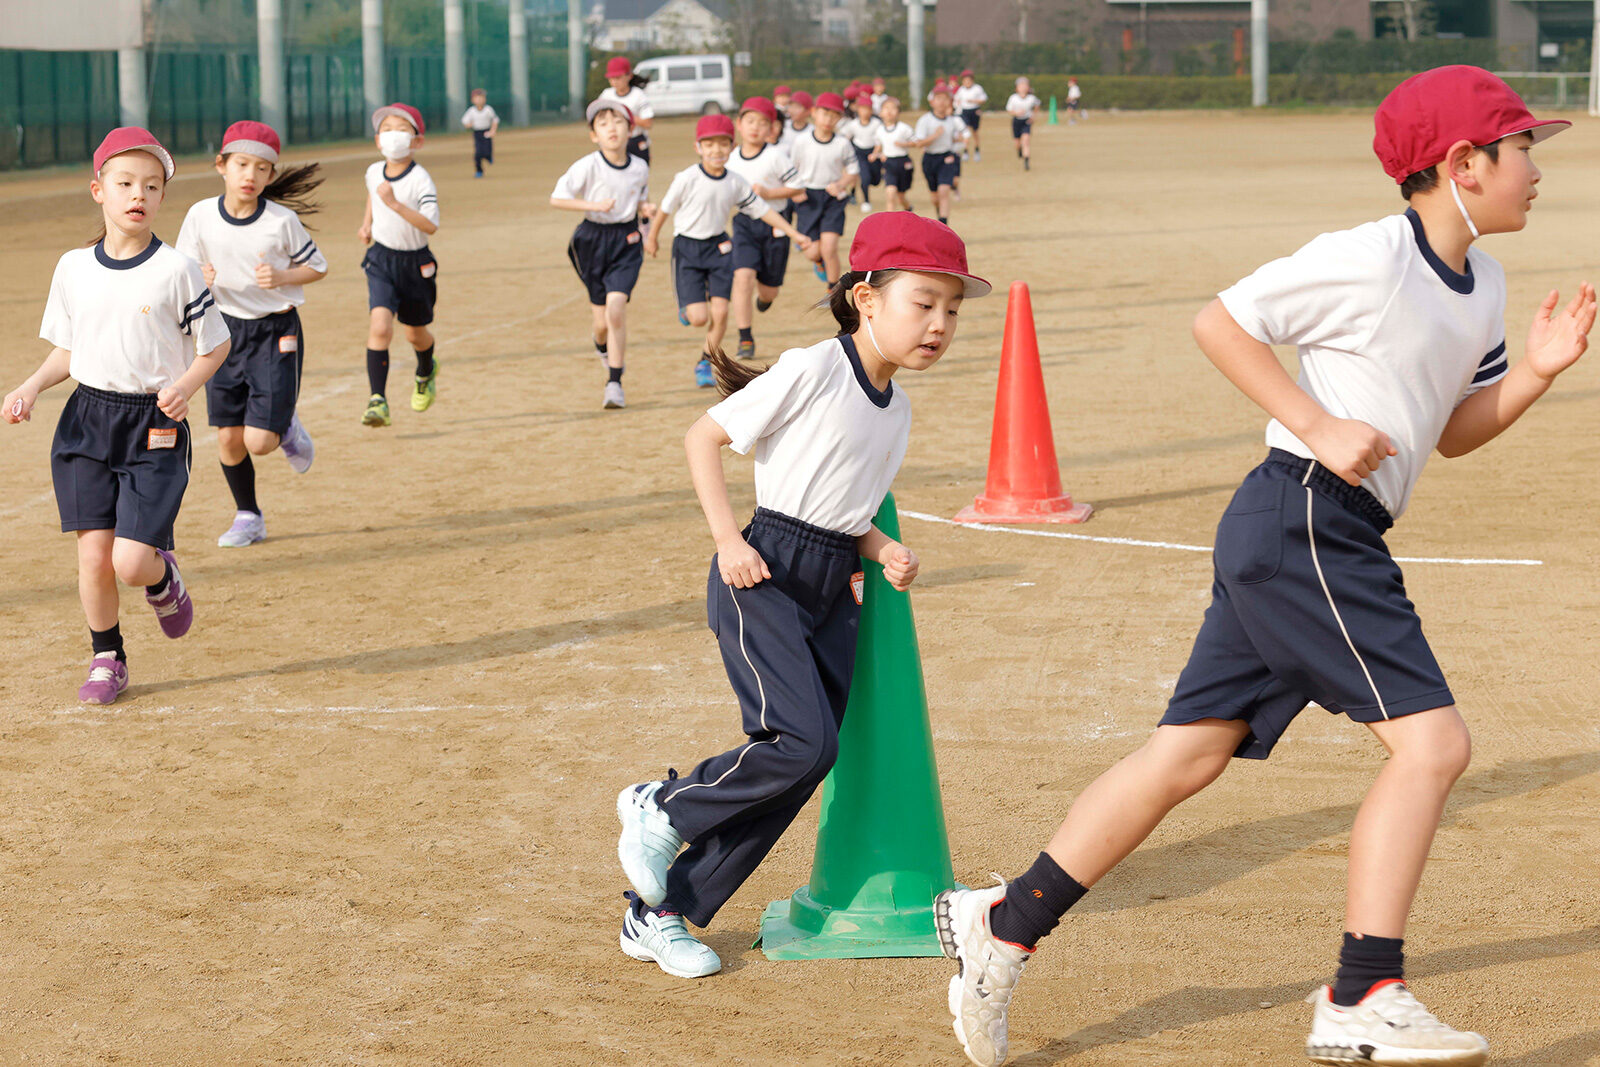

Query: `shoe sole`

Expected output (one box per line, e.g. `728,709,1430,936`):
362,414,389,427
616,786,668,907
935,890,1004,1067
217,534,265,547
618,927,720,979
934,890,961,959
1307,1044,1487,1066
604,399,625,410
79,685,127,705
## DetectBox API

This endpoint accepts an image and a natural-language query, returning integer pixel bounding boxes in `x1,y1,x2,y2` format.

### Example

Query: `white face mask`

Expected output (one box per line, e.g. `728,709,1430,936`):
378,129,413,161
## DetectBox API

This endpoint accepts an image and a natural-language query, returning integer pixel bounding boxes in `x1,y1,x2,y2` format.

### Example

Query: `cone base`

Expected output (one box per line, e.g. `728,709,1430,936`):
954,495,1093,525
757,888,950,960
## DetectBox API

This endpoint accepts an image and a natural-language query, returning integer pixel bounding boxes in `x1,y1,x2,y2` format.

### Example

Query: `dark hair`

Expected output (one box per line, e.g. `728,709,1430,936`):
219,156,325,220
1400,139,1500,200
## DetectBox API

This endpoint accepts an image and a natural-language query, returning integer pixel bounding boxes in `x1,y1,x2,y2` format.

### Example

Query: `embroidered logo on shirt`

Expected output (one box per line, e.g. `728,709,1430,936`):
139,306,151,315
147,427,177,450
851,571,865,605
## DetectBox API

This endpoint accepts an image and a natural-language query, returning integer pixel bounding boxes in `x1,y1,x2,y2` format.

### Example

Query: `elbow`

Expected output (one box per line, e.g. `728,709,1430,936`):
1434,436,1467,459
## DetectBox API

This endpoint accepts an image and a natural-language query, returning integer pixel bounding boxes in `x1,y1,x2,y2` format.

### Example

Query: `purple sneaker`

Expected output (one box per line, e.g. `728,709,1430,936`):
280,414,314,473
78,654,128,705
145,549,194,638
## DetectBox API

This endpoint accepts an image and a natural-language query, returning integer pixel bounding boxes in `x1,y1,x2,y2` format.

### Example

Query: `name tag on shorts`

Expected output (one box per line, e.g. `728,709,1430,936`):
945,155,956,164
851,571,865,605
626,230,641,244
717,240,732,255
148,427,177,450
420,262,437,278
279,335,298,353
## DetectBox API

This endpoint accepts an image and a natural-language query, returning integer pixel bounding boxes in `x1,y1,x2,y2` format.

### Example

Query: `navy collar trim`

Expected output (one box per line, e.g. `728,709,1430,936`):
698,163,728,181
95,235,162,270
383,159,416,182
810,129,834,145
738,144,767,161
839,332,892,408
1405,207,1473,294
599,149,633,171
217,194,266,227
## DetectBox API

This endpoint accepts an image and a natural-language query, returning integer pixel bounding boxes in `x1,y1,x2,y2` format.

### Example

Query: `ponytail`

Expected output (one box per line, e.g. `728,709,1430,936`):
706,345,765,396
260,161,324,220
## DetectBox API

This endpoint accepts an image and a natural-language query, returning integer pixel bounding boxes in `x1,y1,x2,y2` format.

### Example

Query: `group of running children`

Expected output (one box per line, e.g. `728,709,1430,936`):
2,59,1590,1067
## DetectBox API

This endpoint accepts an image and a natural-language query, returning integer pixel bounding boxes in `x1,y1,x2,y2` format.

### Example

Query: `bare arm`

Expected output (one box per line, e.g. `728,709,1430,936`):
258,263,328,289
686,414,770,588
2,346,73,423
758,209,810,251
855,523,919,591
643,210,669,257
156,337,231,421
357,194,373,244
549,196,616,213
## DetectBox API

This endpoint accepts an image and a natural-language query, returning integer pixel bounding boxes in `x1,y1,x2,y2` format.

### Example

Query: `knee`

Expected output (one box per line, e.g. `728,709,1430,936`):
243,428,279,455
369,322,394,347
604,300,627,326
78,537,114,574
110,543,153,586
1402,716,1473,783
686,308,709,327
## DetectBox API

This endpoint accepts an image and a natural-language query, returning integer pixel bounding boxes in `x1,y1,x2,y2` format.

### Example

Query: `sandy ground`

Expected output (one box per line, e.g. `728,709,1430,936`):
1,108,1598,1065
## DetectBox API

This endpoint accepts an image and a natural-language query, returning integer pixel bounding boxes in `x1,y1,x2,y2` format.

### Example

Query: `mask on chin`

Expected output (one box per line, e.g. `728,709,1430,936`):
378,130,414,161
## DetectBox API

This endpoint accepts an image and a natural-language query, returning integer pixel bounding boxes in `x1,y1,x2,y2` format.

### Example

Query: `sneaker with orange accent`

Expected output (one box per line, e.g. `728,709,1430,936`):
1305,981,1488,1065
935,878,1032,1067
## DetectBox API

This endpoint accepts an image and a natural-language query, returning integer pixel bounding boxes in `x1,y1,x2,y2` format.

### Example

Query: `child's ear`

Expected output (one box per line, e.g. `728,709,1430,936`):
1444,139,1482,191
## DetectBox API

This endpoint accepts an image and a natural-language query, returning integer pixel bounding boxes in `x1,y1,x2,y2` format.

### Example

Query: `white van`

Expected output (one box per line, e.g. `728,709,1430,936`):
634,54,737,116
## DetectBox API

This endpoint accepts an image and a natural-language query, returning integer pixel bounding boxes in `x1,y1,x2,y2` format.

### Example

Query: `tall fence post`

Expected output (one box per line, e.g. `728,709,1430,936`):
258,0,286,132
1590,0,1600,117
445,0,467,120
510,0,530,125
118,46,148,128
363,0,385,117
1250,0,1268,107
567,0,584,119
907,0,924,110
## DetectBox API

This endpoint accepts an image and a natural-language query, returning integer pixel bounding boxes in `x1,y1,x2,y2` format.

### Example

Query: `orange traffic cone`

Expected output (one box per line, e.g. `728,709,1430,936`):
955,281,1092,524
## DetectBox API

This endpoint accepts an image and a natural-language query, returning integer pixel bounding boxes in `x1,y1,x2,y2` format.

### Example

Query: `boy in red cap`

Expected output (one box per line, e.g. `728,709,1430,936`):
780,89,813,152
954,69,987,161
789,91,858,286
907,86,967,226
615,211,987,979
644,114,811,387
769,85,793,145
600,56,655,162
726,96,807,361
935,65,1594,1067
176,120,327,548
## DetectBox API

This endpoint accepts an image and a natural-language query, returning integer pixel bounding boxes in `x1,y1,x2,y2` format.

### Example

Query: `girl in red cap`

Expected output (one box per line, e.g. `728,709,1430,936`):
726,96,807,361
790,91,859,286
935,66,1595,1067
599,56,655,163
614,211,987,979
175,121,327,549
779,90,813,152
4,128,232,705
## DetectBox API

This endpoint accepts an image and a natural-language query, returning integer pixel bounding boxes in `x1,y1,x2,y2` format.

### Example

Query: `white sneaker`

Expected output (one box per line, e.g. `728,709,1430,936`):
603,381,625,409
217,510,266,547
280,414,314,473
1305,982,1488,1065
620,893,722,978
616,781,682,907
936,878,1031,1067
860,201,873,213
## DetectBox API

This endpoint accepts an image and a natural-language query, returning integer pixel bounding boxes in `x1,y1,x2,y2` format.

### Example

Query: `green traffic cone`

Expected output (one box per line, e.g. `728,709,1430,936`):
758,492,959,960
1048,95,1058,124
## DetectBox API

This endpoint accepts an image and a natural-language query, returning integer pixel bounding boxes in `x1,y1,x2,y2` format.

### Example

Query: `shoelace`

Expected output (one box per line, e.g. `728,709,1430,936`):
1365,986,1454,1033
150,579,184,616
86,662,119,683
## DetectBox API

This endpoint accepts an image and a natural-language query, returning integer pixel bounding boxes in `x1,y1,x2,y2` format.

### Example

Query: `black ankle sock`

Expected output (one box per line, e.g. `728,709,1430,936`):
738,327,754,343
607,365,624,384
415,345,435,378
1332,933,1404,1006
366,348,390,395
145,557,173,598
938,216,949,225
220,456,258,515
987,852,1088,951
756,297,773,312
594,336,608,355
91,623,125,662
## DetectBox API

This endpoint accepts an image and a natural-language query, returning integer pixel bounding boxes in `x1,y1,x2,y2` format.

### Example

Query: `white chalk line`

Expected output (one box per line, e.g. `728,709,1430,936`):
899,510,1544,567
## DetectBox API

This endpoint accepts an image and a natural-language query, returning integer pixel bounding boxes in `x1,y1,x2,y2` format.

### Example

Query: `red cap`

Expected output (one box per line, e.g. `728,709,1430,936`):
791,90,813,109
961,69,974,78
739,96,778,123
1373,65,1569,183
815,91,846,114
695,113,736,141
849,213,990,298
371,102,424,136
586,98,634,126
606,56,633,79
220,120,280,163
93,126,175,180
773,84,792,96
843,86,860,101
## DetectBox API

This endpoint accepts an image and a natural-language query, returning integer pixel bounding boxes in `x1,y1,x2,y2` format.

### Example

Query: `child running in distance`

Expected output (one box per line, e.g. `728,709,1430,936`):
1006,78,1041,171
790,91,859,286
461,88,498,177
600,56,655,163
909,88,968,226
726,96,807,361
874,98,916,212
839,93,885,214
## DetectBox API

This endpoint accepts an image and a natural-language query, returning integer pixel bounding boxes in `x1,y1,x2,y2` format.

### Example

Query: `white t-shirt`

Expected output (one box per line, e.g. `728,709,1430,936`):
837,115,884,151
1066,83,1082,103
1219,208,1509,520
875,121,915,158
789,130,859,190
870,91,888,113
365,159,439,251
597,86,654,145
707,333,911,536
954,83,987,111
40,238,231,394
914,113,968,154
551,150,651,225
726,143,799,216
659,164,765,240
1006,93,1041,118
176,196,328,319
777,119,807,153
461,104,498,131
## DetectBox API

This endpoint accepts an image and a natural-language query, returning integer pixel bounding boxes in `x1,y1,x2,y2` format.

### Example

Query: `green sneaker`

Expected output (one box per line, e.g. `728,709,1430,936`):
411,359,438,412
362,393,391,427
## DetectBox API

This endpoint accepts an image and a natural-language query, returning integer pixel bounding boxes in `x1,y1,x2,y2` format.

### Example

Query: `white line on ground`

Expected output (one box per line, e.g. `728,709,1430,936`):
899,509,1544,567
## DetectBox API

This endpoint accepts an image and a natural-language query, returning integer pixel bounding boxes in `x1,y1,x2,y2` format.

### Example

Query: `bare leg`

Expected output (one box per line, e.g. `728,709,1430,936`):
243,427,281,456
77,530,118,631
366,307,395,353
603,293,628,370
111,537,167,588
217,425,247,466
684,302,709,329
733,267,757,331
820,233,841,282
590,303,609,349
706,296,730,353
756,282,780,307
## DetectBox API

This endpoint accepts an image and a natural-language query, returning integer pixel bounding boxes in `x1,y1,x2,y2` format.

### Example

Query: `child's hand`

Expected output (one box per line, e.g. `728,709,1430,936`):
643,235,658,257
156,386,189,421
201,262,217,287
255,257,281,289
593,197,616,213
794,191,809,203
717,538,771,588
3,386,37,424
356,221,372,245
795,235,814,253
1302,415,1396,487
639,202,656,220
1525,283,1597,382
880,542,920,591
375,181,398,207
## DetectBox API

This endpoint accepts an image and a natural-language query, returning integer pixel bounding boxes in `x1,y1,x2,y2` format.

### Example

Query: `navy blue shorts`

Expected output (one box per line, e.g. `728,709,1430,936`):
208,309,303,435
881,156,914,191
627,133,650,165
795,189,847,238
567,218,643,305
472,129,493,165
1161,450,1454,760
961,108,981,129
852,145,881,188
732,213,790,289
1011,117,1032,139
923,152,960,191
52,385,191,551
672,233,734,308
362,242,437,326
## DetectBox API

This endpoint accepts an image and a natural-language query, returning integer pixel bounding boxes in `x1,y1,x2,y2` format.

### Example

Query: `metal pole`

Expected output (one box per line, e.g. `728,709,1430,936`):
118,47,148,128
510,0,530,124
568,0,584,119
1250,0,1268,107
363,0,385,117
1589,0,1599,116
907,0,924,107
445,0,467,120
257,0,286,131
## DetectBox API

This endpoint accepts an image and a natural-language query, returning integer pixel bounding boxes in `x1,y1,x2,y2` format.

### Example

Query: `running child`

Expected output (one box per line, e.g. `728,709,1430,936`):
954,69,987,161
357,102,440,427
614,212,990,978
551,99,654,410
600,56,655,162
769,85,793,145
874,97,916,212
838,92,885,213
780,90,813,152
790,91,858,286
1065,76,1083,124
644,114,812,389
3,128,231,705
869,76,888,113
726,96,806,361
175,120,327,549
461,88,499,177
933,66,1593,1067
1006,78,1041,170
909,87,967,225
